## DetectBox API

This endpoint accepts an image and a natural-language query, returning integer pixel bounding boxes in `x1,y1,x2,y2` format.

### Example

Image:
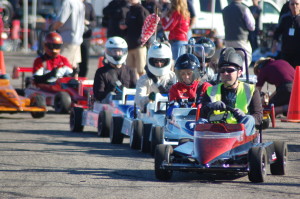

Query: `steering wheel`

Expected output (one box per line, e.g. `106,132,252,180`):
207,106,235,123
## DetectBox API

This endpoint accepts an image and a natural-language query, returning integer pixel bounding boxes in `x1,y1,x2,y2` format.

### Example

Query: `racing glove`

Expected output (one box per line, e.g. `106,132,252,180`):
232,108,246,121
207,101,226,111
149,92,156,101
33,68,58,84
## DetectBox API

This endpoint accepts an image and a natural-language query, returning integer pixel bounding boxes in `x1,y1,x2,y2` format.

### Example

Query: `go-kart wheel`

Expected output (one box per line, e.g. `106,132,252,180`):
151,126,163,156
270,141,287,175
130,120,143,149
110,116,124,144
154,144,173,181
70,107,84,132
30,95,46,118
248,146,267,183
97,111,109,137
54,91,71,114
141,123,152,153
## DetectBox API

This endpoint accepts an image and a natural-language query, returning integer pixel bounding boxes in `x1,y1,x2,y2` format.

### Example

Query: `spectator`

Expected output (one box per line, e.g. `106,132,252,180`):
50,0,85,73
279,0,290,19
222,0,255,70
102,0,130,39
187,0,196,39
254,58,295,116
78,0,96,77
120,0,149,78
161,0,190,61
93,37,136,103
32,32,73,84
248,0,262,51
272,0,300,68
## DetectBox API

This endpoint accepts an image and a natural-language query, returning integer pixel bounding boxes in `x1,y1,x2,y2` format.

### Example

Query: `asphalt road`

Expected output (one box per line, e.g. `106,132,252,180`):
0,52,299,199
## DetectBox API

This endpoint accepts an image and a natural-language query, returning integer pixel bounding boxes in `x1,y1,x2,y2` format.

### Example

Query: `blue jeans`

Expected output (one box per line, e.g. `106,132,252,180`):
170,40,187,60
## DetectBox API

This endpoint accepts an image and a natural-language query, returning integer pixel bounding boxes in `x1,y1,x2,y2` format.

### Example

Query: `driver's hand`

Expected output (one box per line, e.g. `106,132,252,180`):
49,68,58,77
232,108,246,120
207,101,226,111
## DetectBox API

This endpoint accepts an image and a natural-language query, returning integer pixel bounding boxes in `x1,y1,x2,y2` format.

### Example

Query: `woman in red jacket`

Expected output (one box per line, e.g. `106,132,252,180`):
161,0,190,60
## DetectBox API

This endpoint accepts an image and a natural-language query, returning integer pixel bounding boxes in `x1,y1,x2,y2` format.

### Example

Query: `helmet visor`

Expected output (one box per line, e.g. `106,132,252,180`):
46,43,62,50
149,58,170,67
106,48,128,59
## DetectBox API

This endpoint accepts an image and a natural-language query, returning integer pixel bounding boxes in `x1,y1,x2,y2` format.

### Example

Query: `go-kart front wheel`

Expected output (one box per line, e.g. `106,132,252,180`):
97,111,109,137
54,91,71,114
110,116,124,144
248,146,267,183
151,126,163,156
130,120,143,149
270,141,287,175
155,144,173,181
70,107,84,132
30,94,46,118
141,123,152,153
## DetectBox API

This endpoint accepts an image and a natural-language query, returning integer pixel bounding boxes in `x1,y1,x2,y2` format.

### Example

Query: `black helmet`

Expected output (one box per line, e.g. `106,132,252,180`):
175,53,200,83
218,47,243,69
195,37,215,63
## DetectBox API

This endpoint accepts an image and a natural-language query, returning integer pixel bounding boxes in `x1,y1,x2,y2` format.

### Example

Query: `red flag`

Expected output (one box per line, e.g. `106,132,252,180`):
140,13,160,46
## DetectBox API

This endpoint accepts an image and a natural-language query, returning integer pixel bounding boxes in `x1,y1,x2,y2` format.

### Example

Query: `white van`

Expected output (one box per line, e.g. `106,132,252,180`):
192,0,281,38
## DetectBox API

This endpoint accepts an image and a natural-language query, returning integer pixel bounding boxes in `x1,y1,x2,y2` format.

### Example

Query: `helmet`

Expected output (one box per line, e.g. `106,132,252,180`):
174,53,200,83
218,47,243,69
44,32,63,57
194,37,215,62
105,36,128,65
147,42,172,76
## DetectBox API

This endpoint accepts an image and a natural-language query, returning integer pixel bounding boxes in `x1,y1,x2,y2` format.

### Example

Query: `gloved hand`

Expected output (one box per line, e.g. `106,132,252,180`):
149,92,156,101
49,68,58,77
207,101,226,111
232,108,246,121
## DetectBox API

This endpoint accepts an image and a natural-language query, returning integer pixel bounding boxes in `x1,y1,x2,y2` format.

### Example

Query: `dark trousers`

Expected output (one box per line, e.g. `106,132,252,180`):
79,38,91,77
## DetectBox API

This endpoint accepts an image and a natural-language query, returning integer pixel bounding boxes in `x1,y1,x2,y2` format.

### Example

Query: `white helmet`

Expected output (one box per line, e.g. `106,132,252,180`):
147,43,172,76
105,36,128,65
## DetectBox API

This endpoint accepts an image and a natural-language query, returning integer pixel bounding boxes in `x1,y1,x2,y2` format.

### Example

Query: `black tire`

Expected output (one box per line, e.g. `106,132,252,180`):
248,147,267,183
154,144,173,181
141,123,152,153
30,95,46,118
151,126,163,156
270,141,287,175
97,111,109,137
130,120,143,149
0,0,14,25
54,91,71,114
261,118,270,130
70,107,84,132
110,117,124,144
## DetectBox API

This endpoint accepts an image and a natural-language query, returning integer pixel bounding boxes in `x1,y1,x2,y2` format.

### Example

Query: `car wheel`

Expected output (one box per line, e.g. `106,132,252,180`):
70,107,84,132
270,141,287,175
154,144,173,181
151,126,163,156
30,94,46,118
248,146,267,183
130,120,143,149
141,123,152,153
110,116,124,144
97,111,109,137
54,91,71,114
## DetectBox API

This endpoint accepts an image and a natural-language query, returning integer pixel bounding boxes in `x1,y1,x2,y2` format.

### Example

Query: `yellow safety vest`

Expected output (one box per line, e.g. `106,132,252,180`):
206,81,255,124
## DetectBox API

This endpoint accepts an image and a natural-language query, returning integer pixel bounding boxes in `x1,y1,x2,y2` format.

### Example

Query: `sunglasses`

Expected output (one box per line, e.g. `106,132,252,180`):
219,67,238,74
46,43,62,50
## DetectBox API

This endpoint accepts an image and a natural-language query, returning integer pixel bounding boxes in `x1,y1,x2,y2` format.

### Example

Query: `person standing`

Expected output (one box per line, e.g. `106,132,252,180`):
248,0,262,51
272,0,300,68
50,0,85,74
222,0,255,70
78,0,96,77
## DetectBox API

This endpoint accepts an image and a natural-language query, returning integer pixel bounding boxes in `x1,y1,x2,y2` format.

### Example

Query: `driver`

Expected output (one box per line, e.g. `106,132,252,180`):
200,47,263,136
93,36,136,103
32,32,73,84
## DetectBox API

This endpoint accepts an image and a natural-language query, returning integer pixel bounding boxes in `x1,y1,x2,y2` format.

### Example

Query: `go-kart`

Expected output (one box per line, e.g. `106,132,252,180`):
154,107,287,183
12,66,93,113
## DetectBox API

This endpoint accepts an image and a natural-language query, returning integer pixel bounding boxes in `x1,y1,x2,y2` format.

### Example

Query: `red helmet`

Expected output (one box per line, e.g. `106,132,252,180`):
44,32,63,57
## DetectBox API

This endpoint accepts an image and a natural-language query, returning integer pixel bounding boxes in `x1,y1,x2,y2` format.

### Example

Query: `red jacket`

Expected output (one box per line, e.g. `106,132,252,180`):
161,11,189,41
33,55,72,74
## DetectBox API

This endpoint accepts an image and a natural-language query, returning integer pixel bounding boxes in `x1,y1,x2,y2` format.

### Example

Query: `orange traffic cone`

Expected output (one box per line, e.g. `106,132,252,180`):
282,66,300,123
0,50,6,75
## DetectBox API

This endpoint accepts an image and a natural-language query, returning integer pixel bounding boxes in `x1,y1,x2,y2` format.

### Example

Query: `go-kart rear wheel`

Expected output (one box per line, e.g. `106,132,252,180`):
110,116,124,144
30,95,46,118
155,144,173,181
151,126,163,156
97,111,109,137
270,141,287,175
248,146,267,183
130,120,143,149
70,107,84,132
141,123,152,153
54,91,71,114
